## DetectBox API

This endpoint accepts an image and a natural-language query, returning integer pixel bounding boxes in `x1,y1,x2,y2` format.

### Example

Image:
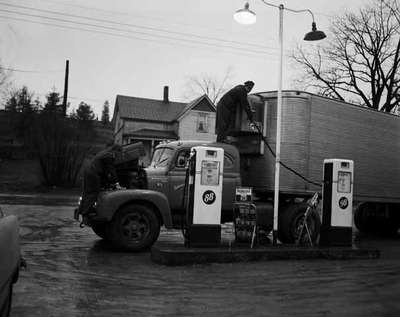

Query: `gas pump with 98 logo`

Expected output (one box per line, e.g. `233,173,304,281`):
320,159,354,246
185,146,224,247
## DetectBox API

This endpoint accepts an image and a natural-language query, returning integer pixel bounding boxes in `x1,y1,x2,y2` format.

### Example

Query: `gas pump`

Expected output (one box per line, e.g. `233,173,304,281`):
185,146,224,247
320,159,354,246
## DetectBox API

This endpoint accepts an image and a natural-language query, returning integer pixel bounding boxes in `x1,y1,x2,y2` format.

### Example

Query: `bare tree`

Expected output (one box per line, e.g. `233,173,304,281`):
292,0,400,112
184,67,235,104
0,61,10,88
0,60,12,104
27,112,96,187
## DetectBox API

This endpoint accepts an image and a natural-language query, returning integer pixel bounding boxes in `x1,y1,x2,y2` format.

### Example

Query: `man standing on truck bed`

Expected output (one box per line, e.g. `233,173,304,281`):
78,144,123,224
215,80,255,142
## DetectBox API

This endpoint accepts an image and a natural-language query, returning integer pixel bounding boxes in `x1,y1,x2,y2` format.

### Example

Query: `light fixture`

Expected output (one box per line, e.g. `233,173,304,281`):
233,2,256,25
304,22,327,41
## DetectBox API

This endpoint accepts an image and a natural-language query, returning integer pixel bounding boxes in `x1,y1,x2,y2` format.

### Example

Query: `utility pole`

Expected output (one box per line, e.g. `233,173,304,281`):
62,59,69,116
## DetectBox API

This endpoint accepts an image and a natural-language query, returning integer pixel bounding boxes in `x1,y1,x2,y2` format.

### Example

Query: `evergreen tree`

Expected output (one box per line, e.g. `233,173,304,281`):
101,100,110,125
43,89,62,113
19,86,35,113
72,102,95,121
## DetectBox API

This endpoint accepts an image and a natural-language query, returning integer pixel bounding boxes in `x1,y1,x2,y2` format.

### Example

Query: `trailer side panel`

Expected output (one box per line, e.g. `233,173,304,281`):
309,94,400,202
241,91,400,203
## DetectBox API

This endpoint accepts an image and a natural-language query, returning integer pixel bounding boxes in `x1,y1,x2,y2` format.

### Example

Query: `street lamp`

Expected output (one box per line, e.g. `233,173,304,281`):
234,1,326,245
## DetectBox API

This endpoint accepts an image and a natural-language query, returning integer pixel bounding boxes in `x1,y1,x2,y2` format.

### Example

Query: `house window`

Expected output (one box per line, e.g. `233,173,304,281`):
196,113,209,133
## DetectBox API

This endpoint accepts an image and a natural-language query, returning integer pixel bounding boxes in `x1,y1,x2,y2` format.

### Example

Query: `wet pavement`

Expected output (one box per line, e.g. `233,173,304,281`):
3,203,400,317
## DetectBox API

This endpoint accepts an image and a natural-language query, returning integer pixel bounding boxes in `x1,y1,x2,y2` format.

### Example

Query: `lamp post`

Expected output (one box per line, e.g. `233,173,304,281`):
234,1,326,245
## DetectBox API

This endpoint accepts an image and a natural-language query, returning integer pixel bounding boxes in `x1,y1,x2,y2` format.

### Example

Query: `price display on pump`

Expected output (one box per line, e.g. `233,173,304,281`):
201,161,220,186
337,171,351,193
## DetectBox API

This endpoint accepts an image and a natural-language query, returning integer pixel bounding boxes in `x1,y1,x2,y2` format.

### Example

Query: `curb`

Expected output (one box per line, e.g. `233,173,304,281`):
151,242,380,266
0,193,79,206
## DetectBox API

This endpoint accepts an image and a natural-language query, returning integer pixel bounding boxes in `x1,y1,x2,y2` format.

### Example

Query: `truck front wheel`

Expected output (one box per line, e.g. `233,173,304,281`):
108,204,160,251
278,202,321,244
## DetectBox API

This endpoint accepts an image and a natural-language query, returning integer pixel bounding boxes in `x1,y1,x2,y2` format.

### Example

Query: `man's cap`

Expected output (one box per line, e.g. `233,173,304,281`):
244,81,255,88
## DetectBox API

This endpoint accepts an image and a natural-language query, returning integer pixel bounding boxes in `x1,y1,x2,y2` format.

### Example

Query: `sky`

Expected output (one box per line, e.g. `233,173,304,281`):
0,0,370,118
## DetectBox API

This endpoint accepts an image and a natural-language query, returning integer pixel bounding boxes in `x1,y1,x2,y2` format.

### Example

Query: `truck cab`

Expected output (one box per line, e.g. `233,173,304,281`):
83,140,242,251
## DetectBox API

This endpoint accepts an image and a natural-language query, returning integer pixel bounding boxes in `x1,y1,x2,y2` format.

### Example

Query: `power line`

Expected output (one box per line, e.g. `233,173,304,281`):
68,96,107,103
33,0,334,35
0,2,279,52
30,92,109,105
0,13,282,60
1,66,63,73
0,5,329,60
0,9,274,55
28,0,263,37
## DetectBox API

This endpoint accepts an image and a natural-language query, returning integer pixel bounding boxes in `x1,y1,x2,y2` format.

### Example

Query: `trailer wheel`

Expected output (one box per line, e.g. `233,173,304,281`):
386,204,400,236
278,203,321,244
108,203,160,252
91,222,108,240
355,203,400,236
354,203,375,233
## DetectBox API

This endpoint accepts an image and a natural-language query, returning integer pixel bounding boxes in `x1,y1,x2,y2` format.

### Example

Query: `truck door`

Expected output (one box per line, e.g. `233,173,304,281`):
146,147,173,198
221,152,241,211
168,149,191,211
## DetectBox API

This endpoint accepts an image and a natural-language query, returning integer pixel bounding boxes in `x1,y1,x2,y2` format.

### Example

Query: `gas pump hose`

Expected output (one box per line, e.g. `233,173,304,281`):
248,117,322,188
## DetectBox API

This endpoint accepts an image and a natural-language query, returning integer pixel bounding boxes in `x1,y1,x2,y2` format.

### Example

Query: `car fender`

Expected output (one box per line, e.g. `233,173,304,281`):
0,215,20,291
95,189,173,228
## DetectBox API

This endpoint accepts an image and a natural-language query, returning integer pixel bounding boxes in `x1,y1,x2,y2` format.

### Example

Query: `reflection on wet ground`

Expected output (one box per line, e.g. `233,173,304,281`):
4,204,400,316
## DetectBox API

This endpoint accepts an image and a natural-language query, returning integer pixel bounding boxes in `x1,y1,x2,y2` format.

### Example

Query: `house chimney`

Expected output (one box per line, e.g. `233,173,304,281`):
163,86,169,103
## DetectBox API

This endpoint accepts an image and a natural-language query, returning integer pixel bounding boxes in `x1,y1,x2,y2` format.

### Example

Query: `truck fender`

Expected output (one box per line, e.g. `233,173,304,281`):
95,189,173,228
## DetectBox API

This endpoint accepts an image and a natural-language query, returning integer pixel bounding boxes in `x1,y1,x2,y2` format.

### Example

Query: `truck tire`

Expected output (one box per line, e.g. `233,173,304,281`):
91,222,108,240
278,202,321,244
108,203,160,251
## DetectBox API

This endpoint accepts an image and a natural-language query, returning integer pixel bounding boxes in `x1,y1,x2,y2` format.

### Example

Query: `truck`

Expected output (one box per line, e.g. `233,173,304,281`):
78,90,400,251
238,91,400,235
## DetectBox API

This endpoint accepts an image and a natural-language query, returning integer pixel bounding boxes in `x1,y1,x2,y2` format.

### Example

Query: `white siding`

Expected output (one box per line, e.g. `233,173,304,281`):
123,120,171,132
113,112,123,145
178,111,216,141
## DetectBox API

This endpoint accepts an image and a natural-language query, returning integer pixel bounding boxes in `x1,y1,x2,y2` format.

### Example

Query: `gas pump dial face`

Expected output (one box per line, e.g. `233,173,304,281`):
202,190,216,205
339,197,349,209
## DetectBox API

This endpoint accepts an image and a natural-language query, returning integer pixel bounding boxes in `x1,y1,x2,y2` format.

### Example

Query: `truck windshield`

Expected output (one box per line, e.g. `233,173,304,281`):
150,147,174,168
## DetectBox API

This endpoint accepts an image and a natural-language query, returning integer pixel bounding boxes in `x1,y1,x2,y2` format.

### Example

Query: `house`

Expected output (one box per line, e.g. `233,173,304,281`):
112,86,217,165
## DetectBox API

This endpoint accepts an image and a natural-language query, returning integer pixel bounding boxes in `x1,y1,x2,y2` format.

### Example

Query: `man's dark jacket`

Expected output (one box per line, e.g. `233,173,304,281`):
80,147,119,215
215,84,253,142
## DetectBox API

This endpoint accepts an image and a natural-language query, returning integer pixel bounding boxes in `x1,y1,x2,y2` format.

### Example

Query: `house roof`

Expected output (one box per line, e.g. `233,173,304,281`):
115,95,187,122
176,94,216,120
123,128,178,140
115,94,216,123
